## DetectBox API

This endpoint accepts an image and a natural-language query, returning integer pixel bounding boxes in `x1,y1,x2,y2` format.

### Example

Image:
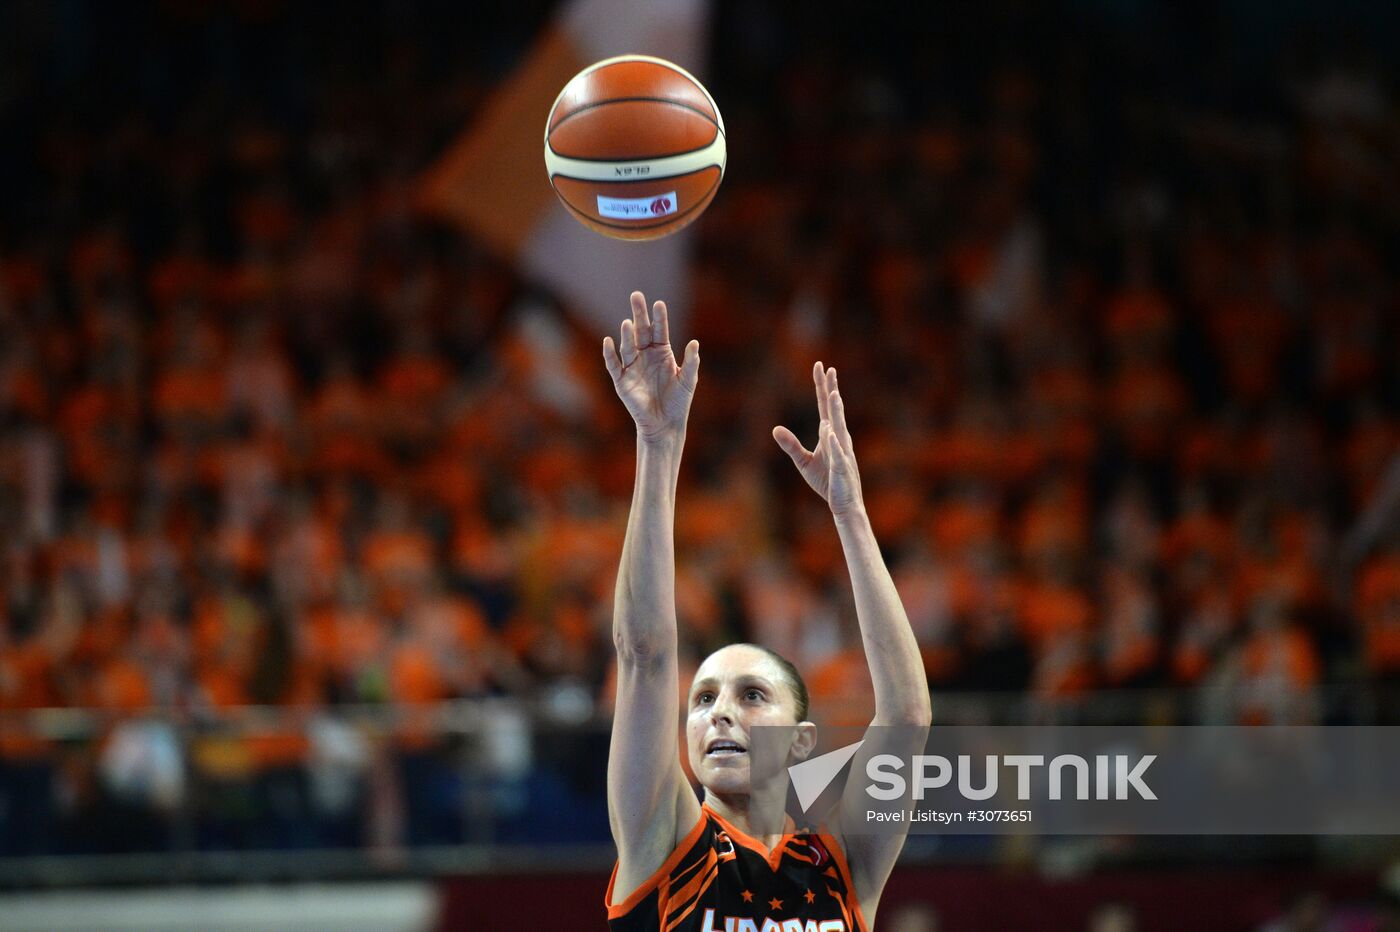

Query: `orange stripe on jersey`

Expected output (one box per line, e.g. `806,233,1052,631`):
826,885,854,931
664,864,719,931
663,849,718,915
605,808,709,920
785,847,816,864
669,846,713,889
819,832,869,932
666,845,716,901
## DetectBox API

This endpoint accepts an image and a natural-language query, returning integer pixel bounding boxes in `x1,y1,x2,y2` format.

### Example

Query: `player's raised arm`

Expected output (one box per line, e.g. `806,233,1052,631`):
603,291,704,904
773,362,932,918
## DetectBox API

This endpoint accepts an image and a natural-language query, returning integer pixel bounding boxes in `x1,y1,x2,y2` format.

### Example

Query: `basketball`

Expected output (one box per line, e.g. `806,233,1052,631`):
544,55,726,240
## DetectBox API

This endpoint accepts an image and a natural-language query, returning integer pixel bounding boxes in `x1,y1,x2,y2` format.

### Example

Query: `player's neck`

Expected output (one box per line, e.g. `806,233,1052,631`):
704,792,793,854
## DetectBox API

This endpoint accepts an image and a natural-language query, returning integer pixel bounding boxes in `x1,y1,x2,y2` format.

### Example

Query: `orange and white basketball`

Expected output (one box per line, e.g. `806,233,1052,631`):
544,55,726,241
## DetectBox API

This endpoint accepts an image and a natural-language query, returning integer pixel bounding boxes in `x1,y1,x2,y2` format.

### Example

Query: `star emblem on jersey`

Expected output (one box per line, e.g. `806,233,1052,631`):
805,889,817,904
740,890,753,902
768,896,783,910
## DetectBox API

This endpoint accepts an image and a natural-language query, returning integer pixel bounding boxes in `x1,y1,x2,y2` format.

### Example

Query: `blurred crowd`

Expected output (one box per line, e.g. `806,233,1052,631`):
0,0,1398,853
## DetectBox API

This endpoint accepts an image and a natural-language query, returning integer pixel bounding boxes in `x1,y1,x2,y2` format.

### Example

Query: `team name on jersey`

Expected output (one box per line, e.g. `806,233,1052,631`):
700,910,845,932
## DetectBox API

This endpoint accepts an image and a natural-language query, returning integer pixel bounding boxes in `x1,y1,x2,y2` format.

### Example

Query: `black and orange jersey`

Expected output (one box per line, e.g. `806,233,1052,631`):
605,804,868,932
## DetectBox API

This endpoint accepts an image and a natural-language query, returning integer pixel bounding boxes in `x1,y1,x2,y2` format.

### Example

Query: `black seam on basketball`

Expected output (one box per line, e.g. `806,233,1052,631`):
549,168,721,186
625,58,723,124
543,136,728,165
543,130,728,167
543,128,728,162
548,96,719,135
576,55,715,100
552,173,721,231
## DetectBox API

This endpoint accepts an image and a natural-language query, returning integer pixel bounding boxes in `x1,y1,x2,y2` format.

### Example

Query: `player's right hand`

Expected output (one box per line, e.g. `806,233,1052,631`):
603,290,700,445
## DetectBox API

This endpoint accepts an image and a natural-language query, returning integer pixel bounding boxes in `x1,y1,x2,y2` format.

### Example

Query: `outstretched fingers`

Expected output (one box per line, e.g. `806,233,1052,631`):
630,291,652,345
619,317,637,364
828,382,855,457
653,299,670,348
679,339,700,392
603,336,622,379
823,424,847,468
813,361,831,424
772,425,813,468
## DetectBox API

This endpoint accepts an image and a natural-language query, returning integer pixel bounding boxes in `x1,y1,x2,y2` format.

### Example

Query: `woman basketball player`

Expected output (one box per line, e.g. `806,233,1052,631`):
602,292,932,931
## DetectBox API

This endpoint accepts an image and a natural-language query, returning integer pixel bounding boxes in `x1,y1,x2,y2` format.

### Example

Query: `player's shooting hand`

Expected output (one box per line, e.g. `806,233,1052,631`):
603,291,700,445
773,362,864,518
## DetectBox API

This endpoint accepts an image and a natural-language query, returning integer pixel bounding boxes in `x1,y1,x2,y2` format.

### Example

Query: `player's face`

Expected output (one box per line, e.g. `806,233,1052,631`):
685,645,802,795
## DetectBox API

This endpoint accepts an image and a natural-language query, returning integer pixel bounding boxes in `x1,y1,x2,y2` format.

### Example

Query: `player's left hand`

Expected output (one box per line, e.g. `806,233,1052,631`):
772,362,864,518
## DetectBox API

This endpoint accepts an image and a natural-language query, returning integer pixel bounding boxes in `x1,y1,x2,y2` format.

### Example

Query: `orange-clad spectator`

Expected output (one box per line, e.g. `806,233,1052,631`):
864,482,925,543
0,637,57,712
151,315,228,423
1343,405,1399,509
377,326,452,424
1174,419,1237,483
527,512,624,590
196,659,250,709
927,486,1001,556
514,593,600,683
307,356,373,432
1036,410,1099,472
225,319,296,431
0,636,54,759
1104,286,1174,355
1028,362,1096,418
1233,519,1324,618
68,230,132,292
1100,565,1160,687
807,643,875,728
892,550,959,683
1000,423,1049,488
1312,293,1380,398
1107,363,1187,458
1205,295,1291,403
270,502,344,604
1018,477,1090,562
1102,480,1161,571
676,481,760,553
675,564,724,648
1172,582,1237,685
410,591,509,693
938,399,1007,483
389,641,447,705
1234,607,1322,725
792,511,844,582
742,558,824,670
147,251,213,311
1020,569,1094,651
519,438,589,503
361,497,434,612
330,602,391,700
1031,631,1094,699
1162,490,1236,599
450,517,517,589
91,653,154,712
1356,550,1400,678
416,452,483,515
